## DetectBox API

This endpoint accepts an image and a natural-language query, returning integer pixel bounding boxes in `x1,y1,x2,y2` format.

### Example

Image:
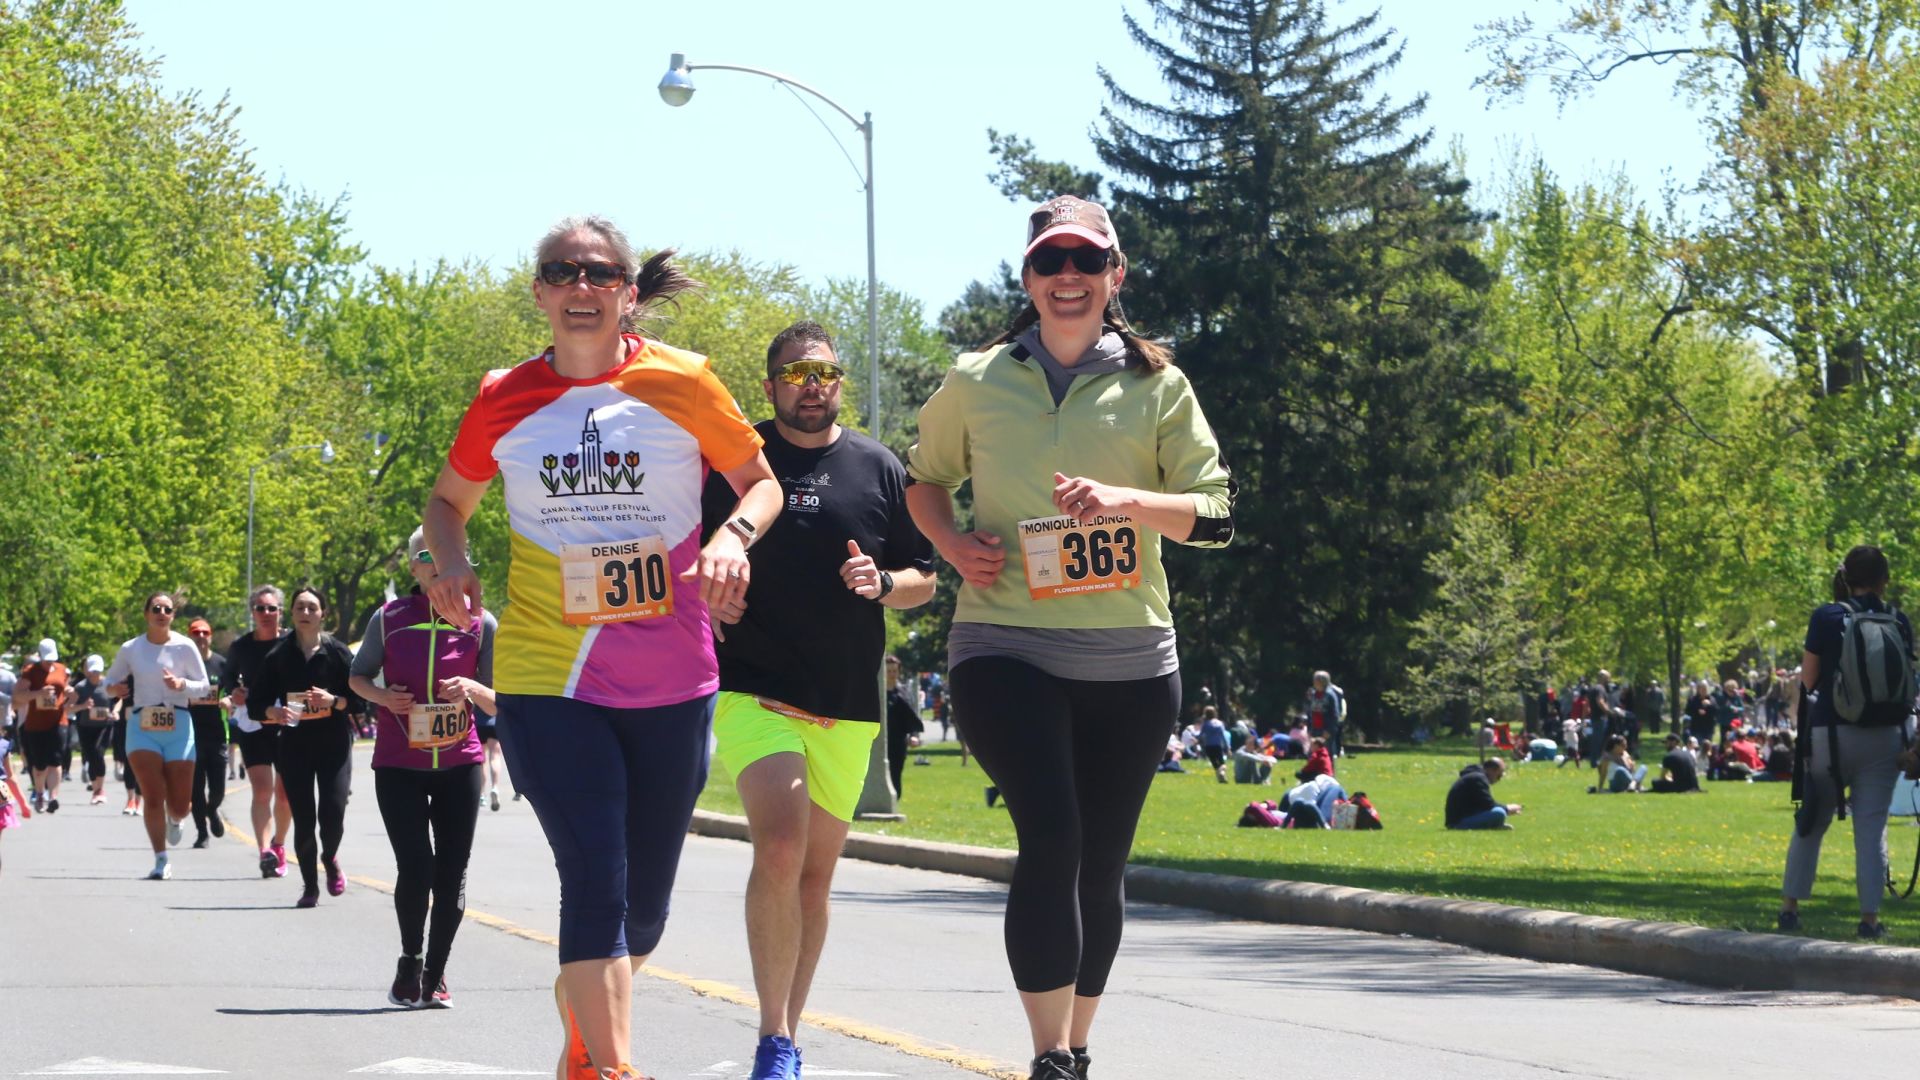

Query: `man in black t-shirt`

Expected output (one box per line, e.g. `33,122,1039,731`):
699,321,935,1073
220,587,292,877
1650,733,1701,793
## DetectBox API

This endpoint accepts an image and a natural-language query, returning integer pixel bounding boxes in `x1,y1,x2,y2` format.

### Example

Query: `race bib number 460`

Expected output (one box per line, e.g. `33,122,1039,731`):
407,703,470,750
561,536,674,626
1018,514,1142,600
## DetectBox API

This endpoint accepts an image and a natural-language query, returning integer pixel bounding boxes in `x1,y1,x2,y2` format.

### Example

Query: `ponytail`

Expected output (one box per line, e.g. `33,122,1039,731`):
1832,566,1852,603
625,248,703,333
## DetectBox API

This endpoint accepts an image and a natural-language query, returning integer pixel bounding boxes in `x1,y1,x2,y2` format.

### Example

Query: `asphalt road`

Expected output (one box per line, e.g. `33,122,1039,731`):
3,746,1916,1078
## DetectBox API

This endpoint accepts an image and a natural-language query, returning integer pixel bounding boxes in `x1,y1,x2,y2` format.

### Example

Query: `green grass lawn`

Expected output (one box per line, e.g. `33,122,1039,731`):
696,736,1920,945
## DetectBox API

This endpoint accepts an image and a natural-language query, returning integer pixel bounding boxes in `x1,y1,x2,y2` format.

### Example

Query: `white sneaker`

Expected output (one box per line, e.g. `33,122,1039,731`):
166,819,182,847
489,789,500,812
148,856,171,881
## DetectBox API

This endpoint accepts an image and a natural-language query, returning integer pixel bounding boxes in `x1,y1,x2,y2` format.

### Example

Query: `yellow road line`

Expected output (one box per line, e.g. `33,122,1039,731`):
222,818,1021,1078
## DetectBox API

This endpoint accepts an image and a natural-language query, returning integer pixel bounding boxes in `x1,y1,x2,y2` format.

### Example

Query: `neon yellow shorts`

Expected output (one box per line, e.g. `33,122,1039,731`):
713,691,880,822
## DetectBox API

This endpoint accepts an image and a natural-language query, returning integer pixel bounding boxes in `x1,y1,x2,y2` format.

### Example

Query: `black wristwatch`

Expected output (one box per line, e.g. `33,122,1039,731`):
876,570,894,600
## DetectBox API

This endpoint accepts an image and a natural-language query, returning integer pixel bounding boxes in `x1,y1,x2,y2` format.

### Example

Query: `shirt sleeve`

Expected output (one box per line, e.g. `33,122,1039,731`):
447,370,510,482
103,647,131,687
906,365,971,491
1155,370,1235,548
693,362,765,473
253,641,288,710
880,454,937,573
475,611,497,690
351,610,386,680
176,642,210,699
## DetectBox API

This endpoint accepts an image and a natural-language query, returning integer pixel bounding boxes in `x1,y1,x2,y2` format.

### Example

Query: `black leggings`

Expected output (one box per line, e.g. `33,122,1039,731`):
375,765,482,976
190,714,228,835
76,724,112,784
113,720,138,795
277,718,353,891
951,656,1180,996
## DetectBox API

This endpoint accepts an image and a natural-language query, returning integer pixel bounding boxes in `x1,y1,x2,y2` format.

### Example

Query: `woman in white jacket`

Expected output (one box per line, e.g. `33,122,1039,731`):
105,592,209,880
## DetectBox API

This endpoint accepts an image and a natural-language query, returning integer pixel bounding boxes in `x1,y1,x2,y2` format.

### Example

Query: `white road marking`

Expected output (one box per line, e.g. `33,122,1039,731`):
347,1060,542,1076
24,1059,224,1075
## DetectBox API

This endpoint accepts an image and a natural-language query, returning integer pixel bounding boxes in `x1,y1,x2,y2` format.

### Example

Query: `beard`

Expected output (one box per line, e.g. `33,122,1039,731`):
777,397,839,434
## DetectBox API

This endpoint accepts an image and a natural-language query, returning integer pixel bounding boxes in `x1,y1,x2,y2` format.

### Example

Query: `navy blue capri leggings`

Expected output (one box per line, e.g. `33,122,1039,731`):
496,692,713,963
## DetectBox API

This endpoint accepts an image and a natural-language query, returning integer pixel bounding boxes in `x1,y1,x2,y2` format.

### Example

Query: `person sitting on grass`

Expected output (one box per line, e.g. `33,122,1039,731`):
1649,733,1702,793
1591,733,1647,793
1294,736,1335,782
1233,733,1276,785
1280,772,1345,828
1723,727,1764,781
1445,758,1521,830
1762,730,1793,781
1262,726,1294,760
1288,716,1309,755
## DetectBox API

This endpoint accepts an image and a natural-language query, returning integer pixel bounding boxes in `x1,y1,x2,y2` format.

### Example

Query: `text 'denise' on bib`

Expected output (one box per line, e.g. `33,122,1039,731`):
560,535,674,626
1018,513,1142,600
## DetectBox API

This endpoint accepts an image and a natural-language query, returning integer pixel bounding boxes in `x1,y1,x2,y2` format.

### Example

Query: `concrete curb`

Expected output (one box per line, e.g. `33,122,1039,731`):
689,809,1920,998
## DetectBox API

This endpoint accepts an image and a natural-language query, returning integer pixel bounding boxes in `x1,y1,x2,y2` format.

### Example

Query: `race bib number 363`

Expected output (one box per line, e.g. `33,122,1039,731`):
1018,514,1142,600
561,536,674,626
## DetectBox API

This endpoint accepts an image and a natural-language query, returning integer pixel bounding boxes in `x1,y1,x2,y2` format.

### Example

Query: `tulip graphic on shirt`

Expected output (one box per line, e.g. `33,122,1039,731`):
539,412,644,497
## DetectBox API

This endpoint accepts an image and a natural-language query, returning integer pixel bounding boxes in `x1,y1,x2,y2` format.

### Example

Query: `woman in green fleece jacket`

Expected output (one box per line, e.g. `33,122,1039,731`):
905,195,1233,1080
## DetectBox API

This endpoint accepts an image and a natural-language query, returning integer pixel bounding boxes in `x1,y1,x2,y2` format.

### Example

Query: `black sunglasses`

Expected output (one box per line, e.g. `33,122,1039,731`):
252,604,280,614
538,260,629,289
1026,245,1113,277
149,605,174,615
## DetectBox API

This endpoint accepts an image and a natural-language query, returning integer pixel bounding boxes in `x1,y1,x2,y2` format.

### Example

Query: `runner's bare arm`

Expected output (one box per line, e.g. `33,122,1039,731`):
423,463,490,623
684,451,781,610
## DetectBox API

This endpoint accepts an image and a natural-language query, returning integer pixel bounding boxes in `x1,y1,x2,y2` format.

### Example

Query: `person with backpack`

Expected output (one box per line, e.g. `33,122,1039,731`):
1779,545,1916,940
350,527,497,1008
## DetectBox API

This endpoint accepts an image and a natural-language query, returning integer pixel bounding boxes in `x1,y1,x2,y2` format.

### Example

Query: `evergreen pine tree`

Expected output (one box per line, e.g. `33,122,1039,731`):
1091,0,1509,728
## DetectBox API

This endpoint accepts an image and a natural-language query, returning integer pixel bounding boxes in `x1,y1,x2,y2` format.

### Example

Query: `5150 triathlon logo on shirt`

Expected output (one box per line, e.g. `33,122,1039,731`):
783,470,831,514
538,411,645,498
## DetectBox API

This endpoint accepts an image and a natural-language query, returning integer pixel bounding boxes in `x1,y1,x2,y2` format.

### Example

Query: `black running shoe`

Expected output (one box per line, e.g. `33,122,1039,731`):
1072,1048,1091,1079
1029,1050,1078,1080
209,814,225,838
1859,919,1891,941
1776,910,1800,932
259,850,278,879
388,955,423,1008
420,972,451,1009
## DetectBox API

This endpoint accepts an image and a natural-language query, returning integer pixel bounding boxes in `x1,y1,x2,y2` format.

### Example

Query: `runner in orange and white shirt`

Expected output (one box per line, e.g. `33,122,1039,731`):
423,215,780,1080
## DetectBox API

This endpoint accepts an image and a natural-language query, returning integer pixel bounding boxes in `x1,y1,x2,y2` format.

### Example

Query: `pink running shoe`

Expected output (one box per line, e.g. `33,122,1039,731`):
325,858,346,897
271,842,287,878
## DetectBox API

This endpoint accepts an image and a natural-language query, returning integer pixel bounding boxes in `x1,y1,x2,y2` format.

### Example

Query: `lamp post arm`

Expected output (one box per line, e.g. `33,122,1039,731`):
687,63,869,135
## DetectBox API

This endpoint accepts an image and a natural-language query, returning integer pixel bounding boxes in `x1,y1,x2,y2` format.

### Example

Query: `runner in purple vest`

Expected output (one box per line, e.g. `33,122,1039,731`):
349,527,497,1009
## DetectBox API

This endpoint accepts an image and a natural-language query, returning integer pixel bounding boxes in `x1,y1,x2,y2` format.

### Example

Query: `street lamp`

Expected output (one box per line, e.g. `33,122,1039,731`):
247,440,334,601
656,52,880,441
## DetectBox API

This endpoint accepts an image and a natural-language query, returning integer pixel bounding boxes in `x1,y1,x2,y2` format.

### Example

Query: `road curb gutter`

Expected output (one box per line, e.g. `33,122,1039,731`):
689,809,1920,998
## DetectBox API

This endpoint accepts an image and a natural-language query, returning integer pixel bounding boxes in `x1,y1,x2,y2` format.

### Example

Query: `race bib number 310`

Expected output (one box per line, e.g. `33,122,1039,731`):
561,536,675,626
1018,514,1142,600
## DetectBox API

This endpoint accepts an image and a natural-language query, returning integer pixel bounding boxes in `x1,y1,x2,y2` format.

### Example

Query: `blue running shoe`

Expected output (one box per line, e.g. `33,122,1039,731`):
750,1034,799,1080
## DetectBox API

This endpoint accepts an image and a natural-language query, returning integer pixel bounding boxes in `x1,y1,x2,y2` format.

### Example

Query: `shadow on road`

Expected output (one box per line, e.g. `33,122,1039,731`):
217,999,408,1006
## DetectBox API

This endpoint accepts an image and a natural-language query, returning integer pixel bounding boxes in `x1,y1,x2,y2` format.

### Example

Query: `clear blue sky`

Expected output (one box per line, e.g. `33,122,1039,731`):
121,0,1712,317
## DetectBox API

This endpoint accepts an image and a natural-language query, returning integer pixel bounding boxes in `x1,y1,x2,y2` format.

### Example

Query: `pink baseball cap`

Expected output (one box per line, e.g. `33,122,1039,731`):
1024,196,1120,256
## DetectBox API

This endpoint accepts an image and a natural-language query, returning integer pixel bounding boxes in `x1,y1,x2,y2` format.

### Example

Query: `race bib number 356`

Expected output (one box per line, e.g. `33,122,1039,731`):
1018,514,1142,600
140,706,177,733
561,536,674,626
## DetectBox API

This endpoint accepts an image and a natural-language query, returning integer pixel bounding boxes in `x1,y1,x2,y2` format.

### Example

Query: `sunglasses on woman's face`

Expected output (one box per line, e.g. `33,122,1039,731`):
150,605,174,615
412,549,434,565
252,604,279,614
1026,245,1113,277
774,360,846,387
538,260,629,289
